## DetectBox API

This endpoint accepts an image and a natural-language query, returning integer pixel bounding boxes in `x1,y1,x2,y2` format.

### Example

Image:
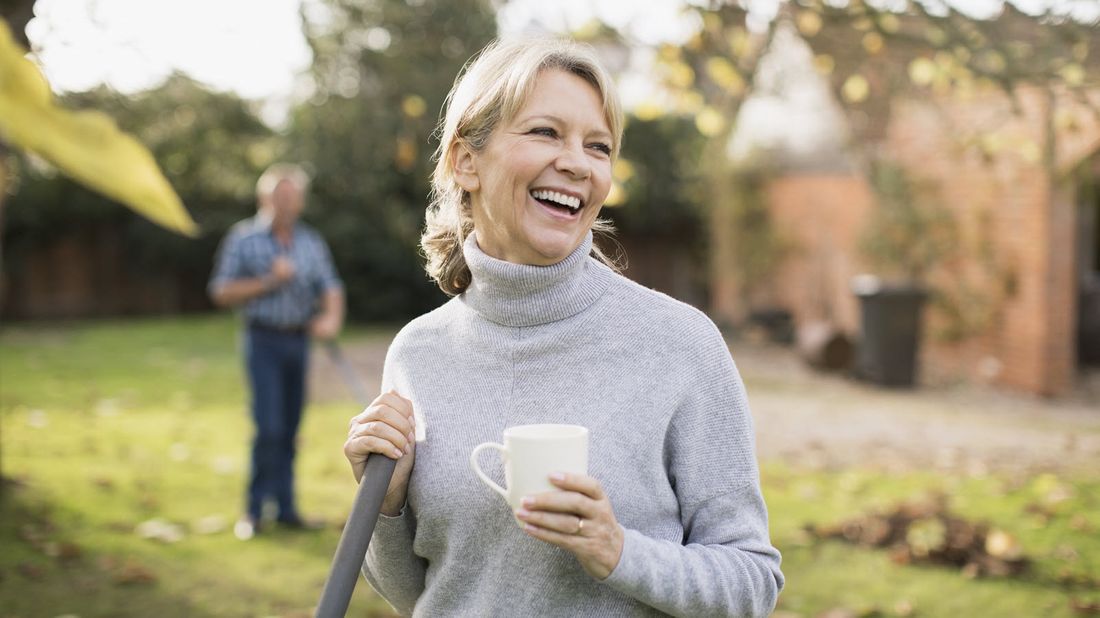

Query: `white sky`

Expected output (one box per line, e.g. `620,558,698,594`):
23,0,1098,115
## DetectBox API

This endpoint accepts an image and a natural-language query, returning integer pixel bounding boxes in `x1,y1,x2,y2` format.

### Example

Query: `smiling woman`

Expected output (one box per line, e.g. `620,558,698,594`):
421,37,624,294
453,68,614,265
341,37,784,617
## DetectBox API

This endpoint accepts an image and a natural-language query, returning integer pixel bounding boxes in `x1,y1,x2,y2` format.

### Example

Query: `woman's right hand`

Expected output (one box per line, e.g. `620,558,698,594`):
344,390,416,516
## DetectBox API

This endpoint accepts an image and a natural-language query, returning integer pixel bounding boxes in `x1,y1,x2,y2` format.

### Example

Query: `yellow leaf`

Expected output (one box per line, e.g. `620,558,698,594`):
612,158,635,183
394,136,417,171
401,94,426,118
1073,41,1089,62
658,44,680,63
935,51,956,70
814,54,835,75
705,56,745,95
633,101,664,122
979,50,1006,74
877,13,900,33
572,18,602,41
924,26,947,46
604,181,626,207
694,107,726,137
862,32,884,55
0,21,195,236
909,58,937,86
666,62,695,89
1060,63,1085,87
985,529,1022,560
797,11,823,37
677,91,704,114
842,74,870,103
728,29,750,58
1055,109,1079,132
1018,139,1041,164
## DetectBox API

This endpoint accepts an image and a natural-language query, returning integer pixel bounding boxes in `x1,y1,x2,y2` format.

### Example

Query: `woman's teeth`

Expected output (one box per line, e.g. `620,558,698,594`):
531,189,581,213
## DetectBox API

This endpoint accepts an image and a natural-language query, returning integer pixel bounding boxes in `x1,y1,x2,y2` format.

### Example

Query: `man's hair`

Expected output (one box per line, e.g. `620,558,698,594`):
256,163,311,202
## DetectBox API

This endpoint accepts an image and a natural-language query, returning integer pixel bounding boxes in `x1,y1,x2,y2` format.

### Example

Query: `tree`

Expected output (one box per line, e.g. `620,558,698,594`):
288,0,497,320
649,0,1100,313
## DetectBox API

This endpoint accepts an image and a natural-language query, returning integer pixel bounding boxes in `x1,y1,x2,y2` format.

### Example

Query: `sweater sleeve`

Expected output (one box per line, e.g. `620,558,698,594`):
602,323,784,617
360,332,428,615
362,506,426,615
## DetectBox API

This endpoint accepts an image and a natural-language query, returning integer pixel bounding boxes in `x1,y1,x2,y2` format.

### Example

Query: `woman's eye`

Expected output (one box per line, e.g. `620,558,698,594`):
588,142,612,156
530,127,558,138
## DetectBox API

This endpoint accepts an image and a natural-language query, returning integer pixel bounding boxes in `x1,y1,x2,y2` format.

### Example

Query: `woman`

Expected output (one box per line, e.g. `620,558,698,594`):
344,37,784,617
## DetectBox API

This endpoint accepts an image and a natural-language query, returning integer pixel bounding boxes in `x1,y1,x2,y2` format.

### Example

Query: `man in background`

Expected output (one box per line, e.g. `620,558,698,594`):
209,163,345,540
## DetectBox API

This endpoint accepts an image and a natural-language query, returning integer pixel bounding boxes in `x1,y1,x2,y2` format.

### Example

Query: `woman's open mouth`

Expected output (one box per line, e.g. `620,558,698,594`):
530,189,584,216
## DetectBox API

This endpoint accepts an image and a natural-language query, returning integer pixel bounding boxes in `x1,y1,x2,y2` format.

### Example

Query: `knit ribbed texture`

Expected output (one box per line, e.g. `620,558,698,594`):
362,232,784,617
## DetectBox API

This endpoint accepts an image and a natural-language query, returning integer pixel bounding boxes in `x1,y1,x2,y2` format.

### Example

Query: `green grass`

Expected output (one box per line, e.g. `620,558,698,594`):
1,316,397,617
2,316,1097,617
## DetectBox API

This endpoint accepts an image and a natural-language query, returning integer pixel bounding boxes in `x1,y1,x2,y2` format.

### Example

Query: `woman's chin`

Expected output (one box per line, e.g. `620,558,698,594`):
522,230,587,265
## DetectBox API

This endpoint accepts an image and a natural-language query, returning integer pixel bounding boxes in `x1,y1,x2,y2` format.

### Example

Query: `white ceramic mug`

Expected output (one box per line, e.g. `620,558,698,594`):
470,424,589,511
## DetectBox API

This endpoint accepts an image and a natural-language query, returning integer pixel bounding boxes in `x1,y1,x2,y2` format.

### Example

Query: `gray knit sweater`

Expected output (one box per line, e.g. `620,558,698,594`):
362,232,784,617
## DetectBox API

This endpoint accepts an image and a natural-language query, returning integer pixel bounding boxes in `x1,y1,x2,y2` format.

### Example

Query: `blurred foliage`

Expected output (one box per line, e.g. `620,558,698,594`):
670,0,1100,149
788,0,1100,144
288,0,496,320
859,160,957,283
3,74,274,293
603,114,706,235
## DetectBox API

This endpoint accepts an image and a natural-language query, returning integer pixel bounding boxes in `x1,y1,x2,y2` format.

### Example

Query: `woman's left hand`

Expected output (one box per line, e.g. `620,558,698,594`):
515,473,624,580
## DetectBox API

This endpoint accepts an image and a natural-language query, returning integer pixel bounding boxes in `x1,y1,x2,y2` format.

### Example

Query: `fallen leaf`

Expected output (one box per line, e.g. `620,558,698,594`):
17,562,46,580
135,518,185,543
191,515,227,535
1071,598,1100,615
985,529,1023,560
817,609,857,618
114,560,157,586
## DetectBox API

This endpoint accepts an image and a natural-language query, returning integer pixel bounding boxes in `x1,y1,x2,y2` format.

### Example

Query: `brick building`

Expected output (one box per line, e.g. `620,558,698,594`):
711,24,1100,396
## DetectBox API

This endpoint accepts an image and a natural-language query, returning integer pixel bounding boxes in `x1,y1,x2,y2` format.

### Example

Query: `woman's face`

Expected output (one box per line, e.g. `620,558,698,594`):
459,69,614,265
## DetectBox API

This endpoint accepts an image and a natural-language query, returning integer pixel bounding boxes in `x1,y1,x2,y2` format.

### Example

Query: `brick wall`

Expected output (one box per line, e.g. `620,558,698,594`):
885,86,1093,395
710,85,1100,396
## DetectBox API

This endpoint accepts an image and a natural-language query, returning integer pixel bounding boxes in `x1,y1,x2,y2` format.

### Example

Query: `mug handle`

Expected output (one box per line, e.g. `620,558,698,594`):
470,442,509,499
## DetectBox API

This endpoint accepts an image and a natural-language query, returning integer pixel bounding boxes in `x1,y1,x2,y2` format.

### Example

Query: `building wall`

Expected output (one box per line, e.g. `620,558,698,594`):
885,87,1091,396
764,175,874,336
711,86,1099,396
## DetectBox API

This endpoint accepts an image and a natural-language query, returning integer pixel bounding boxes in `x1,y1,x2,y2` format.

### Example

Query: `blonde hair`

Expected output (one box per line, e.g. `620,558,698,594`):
256,163,310,203
423,37,624,296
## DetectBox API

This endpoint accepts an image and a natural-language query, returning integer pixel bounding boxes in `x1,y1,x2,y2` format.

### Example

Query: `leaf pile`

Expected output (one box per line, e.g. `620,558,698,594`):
806,495,1029,577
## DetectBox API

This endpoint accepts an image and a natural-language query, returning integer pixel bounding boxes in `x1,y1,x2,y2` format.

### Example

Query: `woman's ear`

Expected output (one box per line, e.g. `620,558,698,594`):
451,141,480,193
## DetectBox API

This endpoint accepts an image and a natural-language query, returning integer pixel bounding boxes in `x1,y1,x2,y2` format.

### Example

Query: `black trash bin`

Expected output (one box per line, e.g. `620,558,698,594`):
852,275,927,387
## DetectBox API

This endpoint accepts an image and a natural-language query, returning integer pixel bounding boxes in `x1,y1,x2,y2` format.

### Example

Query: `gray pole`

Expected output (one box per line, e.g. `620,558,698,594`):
315,454,397,617
315,341,398,617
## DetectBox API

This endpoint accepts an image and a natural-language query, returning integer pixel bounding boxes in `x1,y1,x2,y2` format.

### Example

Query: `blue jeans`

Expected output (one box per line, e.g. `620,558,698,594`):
244,326,309,521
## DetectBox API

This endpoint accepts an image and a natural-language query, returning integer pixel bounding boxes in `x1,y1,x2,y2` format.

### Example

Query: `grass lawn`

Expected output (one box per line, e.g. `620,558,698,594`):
2,316,1097,617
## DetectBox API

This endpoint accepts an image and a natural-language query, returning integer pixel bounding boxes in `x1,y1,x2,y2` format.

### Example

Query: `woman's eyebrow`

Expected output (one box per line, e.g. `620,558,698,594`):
520,114,612,141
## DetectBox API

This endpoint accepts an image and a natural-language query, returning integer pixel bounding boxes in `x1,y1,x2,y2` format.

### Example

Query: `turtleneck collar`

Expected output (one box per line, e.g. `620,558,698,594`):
460,231,614,327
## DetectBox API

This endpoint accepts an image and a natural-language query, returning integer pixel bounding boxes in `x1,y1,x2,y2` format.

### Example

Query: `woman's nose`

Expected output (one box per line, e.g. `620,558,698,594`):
554,142,591,180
